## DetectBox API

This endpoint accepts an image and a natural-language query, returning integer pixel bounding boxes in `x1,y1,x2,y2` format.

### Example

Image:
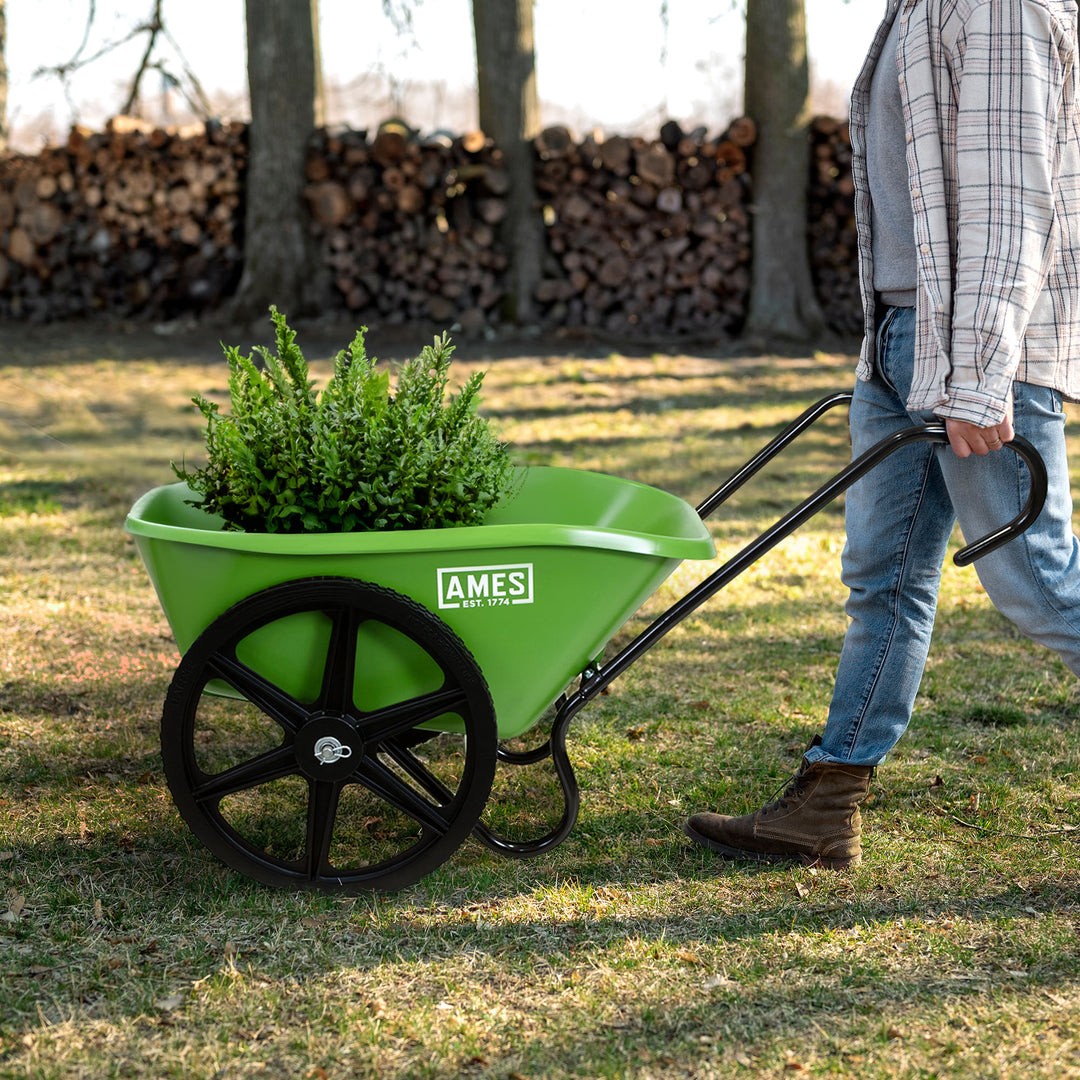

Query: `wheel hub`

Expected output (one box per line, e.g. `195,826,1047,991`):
294,715,363,781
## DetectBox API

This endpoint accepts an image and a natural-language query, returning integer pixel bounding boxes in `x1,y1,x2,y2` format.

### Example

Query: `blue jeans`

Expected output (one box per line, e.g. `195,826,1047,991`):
807,305,1080,766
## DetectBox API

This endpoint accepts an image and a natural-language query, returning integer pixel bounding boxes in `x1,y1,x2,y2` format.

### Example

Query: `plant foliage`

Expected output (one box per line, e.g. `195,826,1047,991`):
173,308,515,533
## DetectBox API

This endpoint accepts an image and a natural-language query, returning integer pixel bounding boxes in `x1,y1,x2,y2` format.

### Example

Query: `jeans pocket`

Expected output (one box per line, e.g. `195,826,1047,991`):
874,306,914,401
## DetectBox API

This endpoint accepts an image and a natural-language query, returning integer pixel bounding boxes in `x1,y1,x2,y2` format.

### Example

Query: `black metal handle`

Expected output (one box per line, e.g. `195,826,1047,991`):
696,395,1048,568
838,423,1048,567
567,402,1050,715
696,391,854,519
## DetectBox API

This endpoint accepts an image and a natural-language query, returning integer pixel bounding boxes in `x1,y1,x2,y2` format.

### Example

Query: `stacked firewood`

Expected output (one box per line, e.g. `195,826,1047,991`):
304,123,509,331
807,115,859,335
0,114,860,335
532,118,756,338
0,116,246,321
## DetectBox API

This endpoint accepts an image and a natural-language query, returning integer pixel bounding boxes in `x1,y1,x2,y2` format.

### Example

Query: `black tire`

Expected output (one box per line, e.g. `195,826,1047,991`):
160,577,497,893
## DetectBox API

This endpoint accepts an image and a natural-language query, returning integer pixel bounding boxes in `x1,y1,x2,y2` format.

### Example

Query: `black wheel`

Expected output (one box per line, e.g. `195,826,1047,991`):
160,577,497,892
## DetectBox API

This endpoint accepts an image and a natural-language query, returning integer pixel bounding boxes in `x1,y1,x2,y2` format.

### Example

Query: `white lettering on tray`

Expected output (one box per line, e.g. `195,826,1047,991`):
437,563,534,609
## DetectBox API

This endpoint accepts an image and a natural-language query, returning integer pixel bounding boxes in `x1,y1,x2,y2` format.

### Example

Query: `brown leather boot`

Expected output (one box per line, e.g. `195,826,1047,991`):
684,738,874,869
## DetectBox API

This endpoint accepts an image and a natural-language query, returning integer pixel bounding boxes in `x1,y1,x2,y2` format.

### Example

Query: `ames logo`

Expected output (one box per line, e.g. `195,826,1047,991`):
437,563,534,610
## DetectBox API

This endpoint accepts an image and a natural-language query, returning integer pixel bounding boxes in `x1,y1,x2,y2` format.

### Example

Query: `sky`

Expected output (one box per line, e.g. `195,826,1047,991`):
5,1,884,151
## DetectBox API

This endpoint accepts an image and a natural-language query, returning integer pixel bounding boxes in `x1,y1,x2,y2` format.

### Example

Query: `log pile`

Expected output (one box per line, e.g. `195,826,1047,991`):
0,116,246,321
532,118,756,338
0,114,861,337
304,123,509,331
807,115,859,335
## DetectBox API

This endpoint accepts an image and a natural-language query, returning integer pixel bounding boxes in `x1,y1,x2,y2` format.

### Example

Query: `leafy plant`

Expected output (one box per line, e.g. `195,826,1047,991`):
173,308,516,533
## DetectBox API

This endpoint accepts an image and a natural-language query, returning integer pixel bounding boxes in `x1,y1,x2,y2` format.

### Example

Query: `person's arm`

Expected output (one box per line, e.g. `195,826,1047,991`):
941,0,1069,451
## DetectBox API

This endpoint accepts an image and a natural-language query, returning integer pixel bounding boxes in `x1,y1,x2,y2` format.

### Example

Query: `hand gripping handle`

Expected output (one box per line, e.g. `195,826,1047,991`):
846,424,1048,567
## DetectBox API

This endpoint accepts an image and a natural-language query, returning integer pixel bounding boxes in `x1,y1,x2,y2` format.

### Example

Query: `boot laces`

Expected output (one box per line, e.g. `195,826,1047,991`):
763,767,811,813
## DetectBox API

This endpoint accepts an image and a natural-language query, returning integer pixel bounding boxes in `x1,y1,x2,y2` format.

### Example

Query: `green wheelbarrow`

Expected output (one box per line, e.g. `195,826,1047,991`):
125,394,1047,893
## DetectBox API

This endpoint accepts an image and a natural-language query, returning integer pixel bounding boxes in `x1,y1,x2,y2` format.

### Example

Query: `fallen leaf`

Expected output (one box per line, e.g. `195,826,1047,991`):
794,883,810,899
675,949,702,964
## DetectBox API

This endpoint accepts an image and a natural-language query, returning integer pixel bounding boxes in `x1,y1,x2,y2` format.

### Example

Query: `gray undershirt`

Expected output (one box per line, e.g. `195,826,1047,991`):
867,12,917,308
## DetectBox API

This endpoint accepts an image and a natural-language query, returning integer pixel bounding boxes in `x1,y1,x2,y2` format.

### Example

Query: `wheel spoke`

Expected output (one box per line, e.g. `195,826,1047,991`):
305,779,342,880
317,605,363,714
207,652,310,735
162,578,497,893
191,743,298,804
384,740,455,805
355,754,452,836
355,686,468,745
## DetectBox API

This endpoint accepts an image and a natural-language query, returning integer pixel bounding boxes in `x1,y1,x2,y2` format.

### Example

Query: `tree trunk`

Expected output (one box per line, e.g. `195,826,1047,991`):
230,0,324,324
742,0,825,342
0,0,8,153
471,0,543,325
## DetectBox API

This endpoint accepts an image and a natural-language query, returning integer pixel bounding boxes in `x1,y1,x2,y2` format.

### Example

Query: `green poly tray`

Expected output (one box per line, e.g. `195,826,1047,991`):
126,466,715,738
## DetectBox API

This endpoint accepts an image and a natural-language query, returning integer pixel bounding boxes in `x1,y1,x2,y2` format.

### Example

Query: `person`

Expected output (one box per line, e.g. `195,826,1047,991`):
685,0,1080,869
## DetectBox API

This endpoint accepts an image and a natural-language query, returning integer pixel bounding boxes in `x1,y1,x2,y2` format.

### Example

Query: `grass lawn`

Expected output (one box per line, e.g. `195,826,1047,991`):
1,320,1080,1079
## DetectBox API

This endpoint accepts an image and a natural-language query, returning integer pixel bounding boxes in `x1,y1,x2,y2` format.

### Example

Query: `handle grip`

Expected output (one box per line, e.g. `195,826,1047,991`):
843,424,1048,566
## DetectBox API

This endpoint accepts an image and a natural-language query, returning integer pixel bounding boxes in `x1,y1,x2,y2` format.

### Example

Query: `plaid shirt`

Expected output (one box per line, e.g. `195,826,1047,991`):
851,0,1080,425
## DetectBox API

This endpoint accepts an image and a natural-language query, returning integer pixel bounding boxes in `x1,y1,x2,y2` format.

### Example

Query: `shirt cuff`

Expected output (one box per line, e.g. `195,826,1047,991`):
935,388,1008,428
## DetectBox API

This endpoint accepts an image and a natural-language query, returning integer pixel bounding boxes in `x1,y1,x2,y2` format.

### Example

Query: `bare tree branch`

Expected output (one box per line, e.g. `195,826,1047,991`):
32,0,212,124
121,0,164,116
31,4,146,82
381,0,422,41
71,0,98,67
159,21,213,117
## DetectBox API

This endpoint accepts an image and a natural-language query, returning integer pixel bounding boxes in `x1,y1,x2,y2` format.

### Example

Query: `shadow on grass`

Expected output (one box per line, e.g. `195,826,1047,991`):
8,820,1078,1078
484,382,852,426
0,479,83,516
0,322,236,370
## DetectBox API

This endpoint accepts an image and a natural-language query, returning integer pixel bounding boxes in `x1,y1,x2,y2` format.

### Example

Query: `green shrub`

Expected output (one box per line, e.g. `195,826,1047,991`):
173,308,516,533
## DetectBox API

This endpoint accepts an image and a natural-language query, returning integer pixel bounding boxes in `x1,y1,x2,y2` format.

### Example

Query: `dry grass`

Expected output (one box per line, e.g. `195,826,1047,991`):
2,320,1080,1079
